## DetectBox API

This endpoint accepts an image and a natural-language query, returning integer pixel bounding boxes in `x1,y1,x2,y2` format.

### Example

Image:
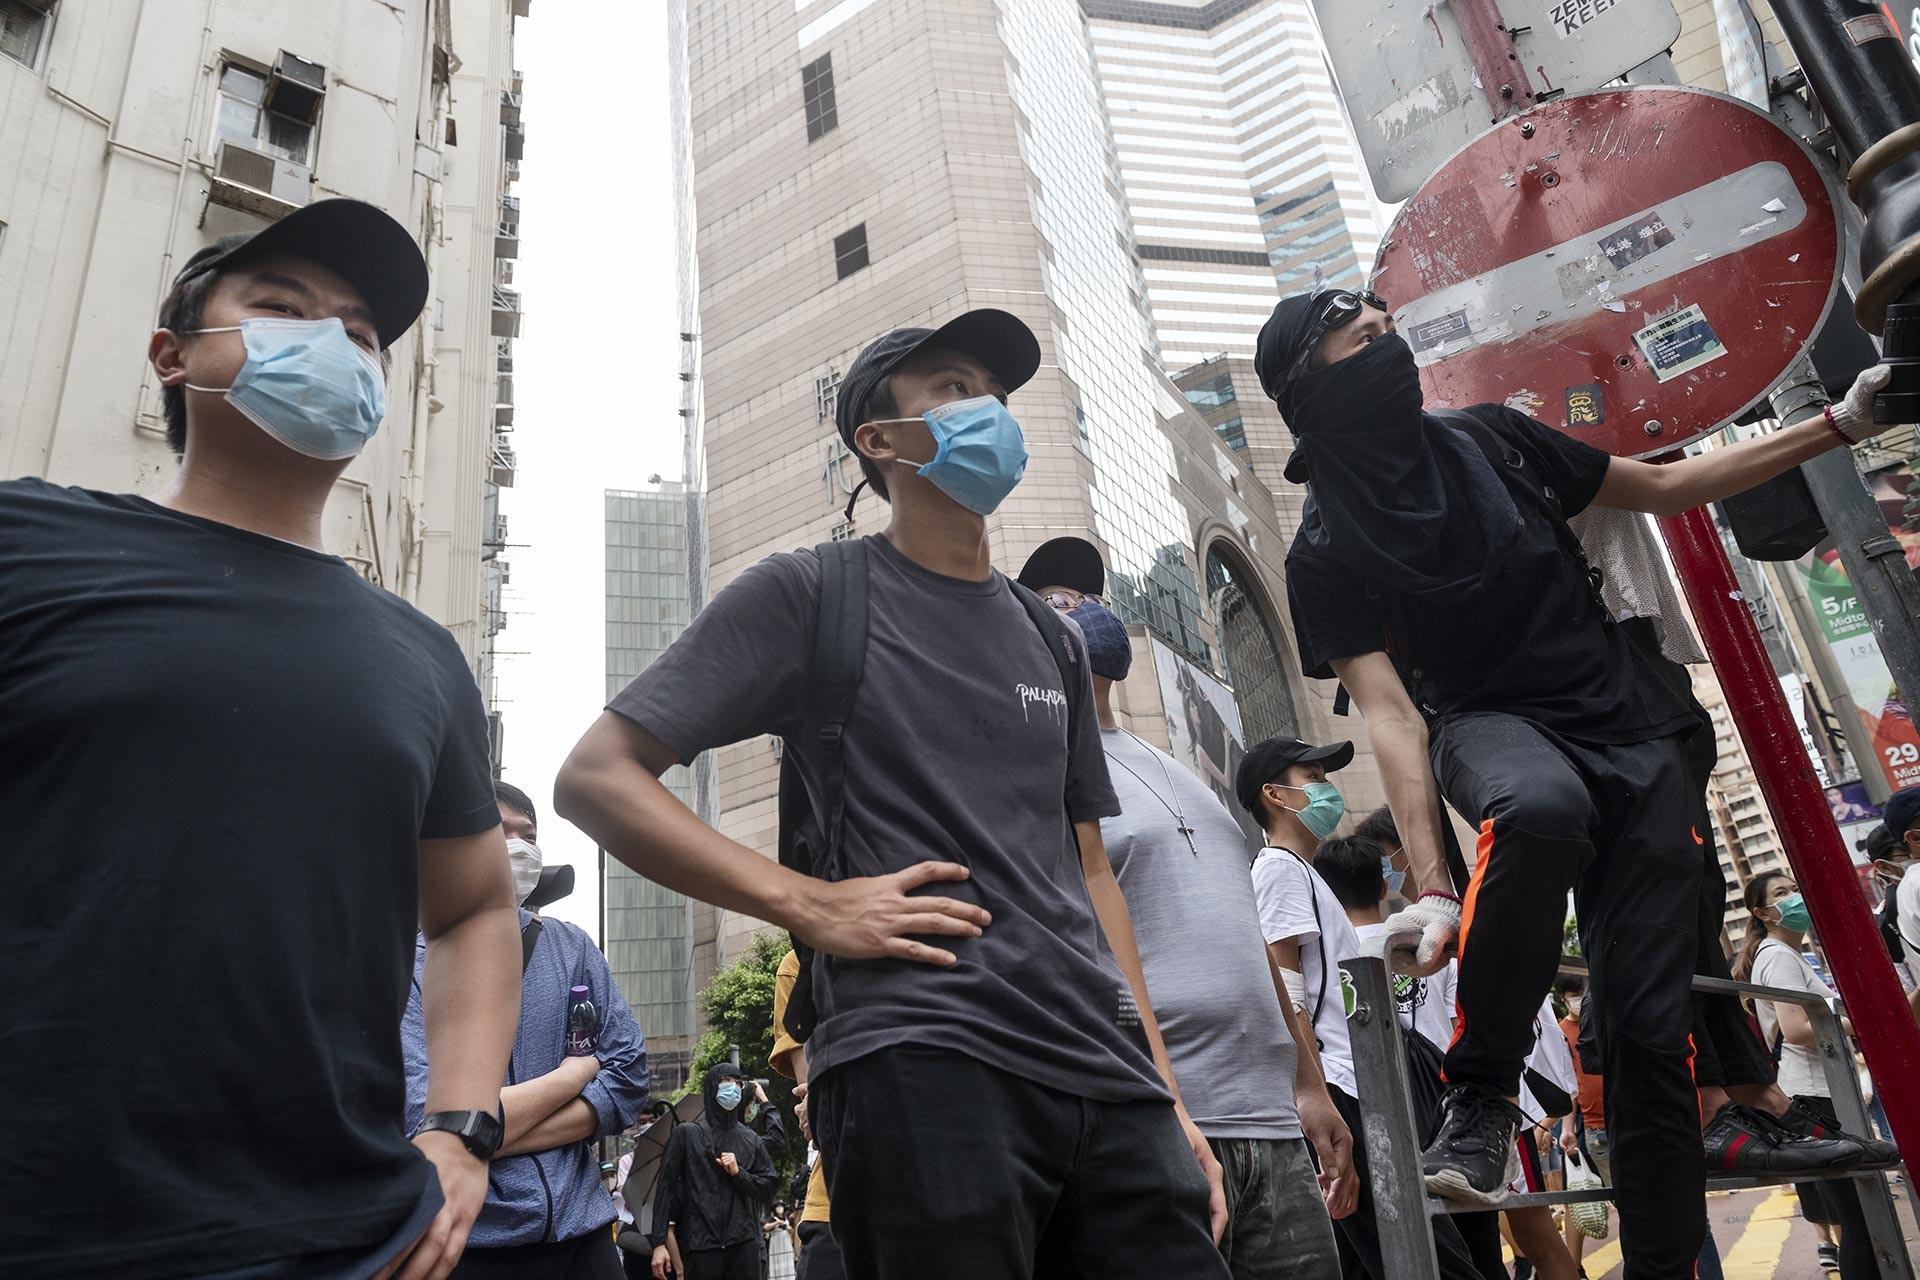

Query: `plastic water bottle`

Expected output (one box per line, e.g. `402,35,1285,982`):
565,985,597,1057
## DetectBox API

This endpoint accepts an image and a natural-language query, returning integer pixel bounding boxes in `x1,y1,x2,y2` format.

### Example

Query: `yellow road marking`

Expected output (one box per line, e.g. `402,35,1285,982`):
1723,1188,1797,1280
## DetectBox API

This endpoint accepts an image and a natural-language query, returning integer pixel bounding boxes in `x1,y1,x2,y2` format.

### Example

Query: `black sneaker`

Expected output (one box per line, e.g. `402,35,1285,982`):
1818,1242,1840,1273
1513,1261,1535,1280
1779,1098,1901,1165
1702,1103,1862,1174
1422,1083,1522,1206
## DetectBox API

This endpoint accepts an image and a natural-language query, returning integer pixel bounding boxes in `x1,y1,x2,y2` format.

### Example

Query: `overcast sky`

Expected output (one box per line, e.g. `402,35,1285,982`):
492,2,680,937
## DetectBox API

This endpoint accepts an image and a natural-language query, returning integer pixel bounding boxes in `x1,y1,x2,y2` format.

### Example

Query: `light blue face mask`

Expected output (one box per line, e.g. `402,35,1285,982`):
1269,780,1346,840
1382,858,1407,896
715,1080,743,1111
185,317,387,460
875,394,1029,515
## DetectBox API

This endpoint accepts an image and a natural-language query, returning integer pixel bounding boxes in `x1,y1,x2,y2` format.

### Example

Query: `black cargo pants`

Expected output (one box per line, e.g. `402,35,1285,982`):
1432,712,1705,1280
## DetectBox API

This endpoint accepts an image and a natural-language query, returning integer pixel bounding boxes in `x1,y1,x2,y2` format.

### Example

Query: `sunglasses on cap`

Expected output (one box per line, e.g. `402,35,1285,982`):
1284,289,1390,388
1039,588,1104,612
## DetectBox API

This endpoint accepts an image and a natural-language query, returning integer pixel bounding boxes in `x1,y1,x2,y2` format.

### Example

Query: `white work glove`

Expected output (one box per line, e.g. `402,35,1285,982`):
1378,892,1462,977
1824,364,1894,444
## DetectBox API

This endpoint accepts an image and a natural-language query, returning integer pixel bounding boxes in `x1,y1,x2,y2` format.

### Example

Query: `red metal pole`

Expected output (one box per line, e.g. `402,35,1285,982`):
1659,506,1920,1169
1451,0,1536,121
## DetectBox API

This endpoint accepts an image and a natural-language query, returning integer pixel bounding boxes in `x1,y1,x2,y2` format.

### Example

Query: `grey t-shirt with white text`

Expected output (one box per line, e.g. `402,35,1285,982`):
1099,728,1302,1139
608,535,1166,1103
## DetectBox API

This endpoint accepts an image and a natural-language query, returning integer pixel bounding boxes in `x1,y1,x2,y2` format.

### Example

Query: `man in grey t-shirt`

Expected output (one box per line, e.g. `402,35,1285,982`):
1020,537,1352,1280
557,310,1227,1280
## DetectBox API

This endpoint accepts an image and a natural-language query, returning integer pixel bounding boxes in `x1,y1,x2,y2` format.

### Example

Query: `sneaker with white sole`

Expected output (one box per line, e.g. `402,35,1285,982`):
1422,1082,1523,1207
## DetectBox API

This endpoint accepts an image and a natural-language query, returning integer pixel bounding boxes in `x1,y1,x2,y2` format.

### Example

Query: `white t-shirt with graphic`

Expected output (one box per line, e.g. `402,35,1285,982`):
1354,921,1458,1052
1251,847,1362,1096
1751,939,1836,1099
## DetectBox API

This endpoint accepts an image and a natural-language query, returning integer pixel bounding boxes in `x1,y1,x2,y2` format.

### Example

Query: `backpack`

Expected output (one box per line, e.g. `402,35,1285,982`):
776,539,1087,1043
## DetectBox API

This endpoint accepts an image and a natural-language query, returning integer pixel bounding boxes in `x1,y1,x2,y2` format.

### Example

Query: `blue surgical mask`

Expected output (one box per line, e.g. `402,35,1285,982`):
716,1081,742,1111
1270,780,1345,840
1382,857,1407,896
185,317,387,460
876,394,1028,514
1069,599,1133,680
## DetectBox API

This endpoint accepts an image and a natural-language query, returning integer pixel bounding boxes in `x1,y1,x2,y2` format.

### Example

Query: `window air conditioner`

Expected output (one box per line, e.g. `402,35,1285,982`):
267,51,328,125
211,141,313,216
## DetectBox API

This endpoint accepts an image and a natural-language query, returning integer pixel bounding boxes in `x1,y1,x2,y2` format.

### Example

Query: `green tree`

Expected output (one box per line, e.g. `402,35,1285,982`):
679,931,803,1181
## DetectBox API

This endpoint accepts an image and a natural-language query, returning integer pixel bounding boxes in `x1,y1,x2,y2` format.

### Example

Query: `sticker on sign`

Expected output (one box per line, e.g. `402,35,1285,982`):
1312,0,1684,202
1633,304,1727,382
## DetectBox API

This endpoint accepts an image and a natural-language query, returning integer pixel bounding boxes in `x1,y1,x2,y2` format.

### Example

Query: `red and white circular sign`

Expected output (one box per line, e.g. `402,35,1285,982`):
1372,85,1845,458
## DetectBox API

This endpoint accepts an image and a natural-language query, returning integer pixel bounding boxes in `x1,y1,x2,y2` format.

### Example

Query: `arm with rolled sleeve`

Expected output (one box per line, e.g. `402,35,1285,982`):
496,930,651,1157
577,940,651,1139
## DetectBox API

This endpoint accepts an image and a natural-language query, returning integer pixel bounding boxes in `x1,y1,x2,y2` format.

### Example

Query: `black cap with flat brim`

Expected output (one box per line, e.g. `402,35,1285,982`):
834,308,1042,447
168,198,429,351
1018,536,1106,596
1234,735,1355,819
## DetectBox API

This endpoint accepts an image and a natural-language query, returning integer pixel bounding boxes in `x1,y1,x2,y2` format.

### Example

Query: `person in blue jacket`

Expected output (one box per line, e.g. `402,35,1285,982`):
405,781,652,1278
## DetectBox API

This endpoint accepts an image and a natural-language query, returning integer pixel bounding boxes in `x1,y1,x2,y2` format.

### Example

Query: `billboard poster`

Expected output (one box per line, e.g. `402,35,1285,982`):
1152,640,1264,851
1796,462,1920,792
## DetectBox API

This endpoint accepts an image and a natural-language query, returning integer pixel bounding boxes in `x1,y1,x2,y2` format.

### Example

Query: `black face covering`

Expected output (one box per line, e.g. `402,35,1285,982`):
1283,331,1522,602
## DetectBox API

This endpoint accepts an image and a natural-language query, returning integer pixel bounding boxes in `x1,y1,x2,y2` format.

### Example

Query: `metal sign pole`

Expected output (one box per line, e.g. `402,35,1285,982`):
1658,504,1920,1172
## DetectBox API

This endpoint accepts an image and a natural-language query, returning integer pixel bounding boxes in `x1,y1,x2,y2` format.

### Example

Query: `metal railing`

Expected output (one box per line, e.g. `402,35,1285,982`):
1342,955,1913,1279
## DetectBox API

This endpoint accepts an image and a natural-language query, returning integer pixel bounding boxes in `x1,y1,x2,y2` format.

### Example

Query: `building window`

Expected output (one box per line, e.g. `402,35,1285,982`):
1213,416,1247,451
1,0,50,69
213,63,313,163
1183,372,1237,412
802,53,838,141
1205,542,1299,743
834,223,869,279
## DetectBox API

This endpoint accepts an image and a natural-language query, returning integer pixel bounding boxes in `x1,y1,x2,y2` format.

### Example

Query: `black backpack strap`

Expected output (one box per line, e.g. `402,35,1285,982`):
1008,580,1083,758
520,917,544,974
809,540,870,860
776,540,870,1044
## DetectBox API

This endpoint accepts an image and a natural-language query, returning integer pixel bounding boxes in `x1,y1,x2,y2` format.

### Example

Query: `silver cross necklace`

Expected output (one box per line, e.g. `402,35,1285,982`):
1110,729,1199,855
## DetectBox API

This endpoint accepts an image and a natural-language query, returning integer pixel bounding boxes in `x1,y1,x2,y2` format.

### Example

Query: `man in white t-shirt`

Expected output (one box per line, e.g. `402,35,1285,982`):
1240,739,1485,1280
1315,835,1458,1052
1881,790,1920,1027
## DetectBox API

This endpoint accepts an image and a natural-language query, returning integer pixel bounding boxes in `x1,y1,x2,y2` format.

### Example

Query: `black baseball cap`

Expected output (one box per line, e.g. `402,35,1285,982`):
834,308,1042,448
1235,735,1354,819
1018,536,1105,596
1883,787,1920,841
168,198,429,351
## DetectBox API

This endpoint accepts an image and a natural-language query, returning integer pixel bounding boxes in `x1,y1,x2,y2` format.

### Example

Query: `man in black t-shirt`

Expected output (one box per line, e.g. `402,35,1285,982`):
1,200,522,1280
1256,288,1894,1278
556,310,1230,1280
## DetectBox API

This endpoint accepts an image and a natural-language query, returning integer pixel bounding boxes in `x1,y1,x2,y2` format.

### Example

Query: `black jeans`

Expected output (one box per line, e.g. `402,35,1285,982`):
1432,713,1705,1279
679,1239,761,1280
810,1047,1227,1280
795,1221,845,1280
451,1230,626,1280
1327,1084,1487,1280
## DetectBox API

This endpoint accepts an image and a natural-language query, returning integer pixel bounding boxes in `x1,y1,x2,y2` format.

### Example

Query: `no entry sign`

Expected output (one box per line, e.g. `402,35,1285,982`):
1372,86,1845,458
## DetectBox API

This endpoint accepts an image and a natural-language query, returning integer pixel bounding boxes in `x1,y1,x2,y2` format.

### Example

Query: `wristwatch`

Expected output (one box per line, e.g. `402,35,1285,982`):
415,1107,505,1160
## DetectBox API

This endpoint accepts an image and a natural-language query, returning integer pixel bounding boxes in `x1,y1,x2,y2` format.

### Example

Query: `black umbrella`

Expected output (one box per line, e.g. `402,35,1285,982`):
620,1090,707,1212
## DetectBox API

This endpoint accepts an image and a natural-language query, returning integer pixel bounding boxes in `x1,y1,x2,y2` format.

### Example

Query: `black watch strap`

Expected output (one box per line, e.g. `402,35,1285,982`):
416,1107,504,1160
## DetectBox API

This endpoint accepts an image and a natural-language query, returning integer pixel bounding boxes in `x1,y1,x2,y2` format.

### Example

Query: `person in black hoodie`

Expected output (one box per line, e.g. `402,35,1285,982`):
650,1064,780,1280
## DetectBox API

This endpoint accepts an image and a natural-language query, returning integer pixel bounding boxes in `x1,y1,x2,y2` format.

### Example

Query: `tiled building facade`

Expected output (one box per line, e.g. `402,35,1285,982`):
1084,0,1388,369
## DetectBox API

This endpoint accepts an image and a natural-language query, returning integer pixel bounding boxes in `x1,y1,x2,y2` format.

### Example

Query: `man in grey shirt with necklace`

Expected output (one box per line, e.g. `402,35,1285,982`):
1019,538,1354,1280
